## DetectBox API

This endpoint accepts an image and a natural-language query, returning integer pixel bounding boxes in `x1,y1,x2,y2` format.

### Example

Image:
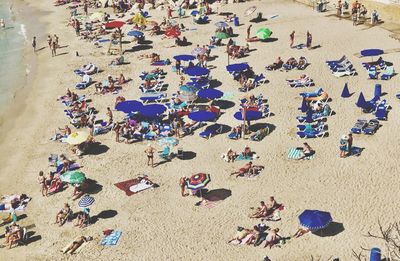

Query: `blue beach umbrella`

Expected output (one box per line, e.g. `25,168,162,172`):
356,92,367,108
190,10,199,16
341,83,351,98
197,89,224,100
78,195,95,208
115,100,143,113
140,104,166,118
360,49,384,57
174,55,196,61
234,110,262,121
127,30,144,37
215,21,229,28
226,63,249,72
298,210,332,231
184,66,210,76
188,111,217,122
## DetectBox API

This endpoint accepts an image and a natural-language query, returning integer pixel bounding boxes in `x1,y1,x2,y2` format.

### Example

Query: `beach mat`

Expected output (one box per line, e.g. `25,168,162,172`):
236,154,258,161
61,236,90,254
114,178,154,196
101,231,122,246
287,148,315,160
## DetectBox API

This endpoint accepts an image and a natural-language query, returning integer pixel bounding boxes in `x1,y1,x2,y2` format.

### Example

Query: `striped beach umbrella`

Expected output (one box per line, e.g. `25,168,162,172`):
187,173,211,190
78,195,95,208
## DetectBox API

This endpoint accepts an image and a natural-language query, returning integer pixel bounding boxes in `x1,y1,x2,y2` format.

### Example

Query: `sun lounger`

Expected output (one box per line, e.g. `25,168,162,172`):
254,74,266,86
333,68,356,77
75,74,92,89
74,63,98,76
287,76,314,88
363,119,380,135
228,131,240,140
368,66,378,79
139,92,167,103
199,124,222,139
381,66,394,80
375,101,388,120
362,57,384,69
297,121,324,131
350,119,368,134
297,57,308,70
300,88,323,98
296,129,327,138
326,55,346,65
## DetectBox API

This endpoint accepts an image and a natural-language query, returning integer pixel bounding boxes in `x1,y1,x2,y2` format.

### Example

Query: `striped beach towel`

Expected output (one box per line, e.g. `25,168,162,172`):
287,148,315,160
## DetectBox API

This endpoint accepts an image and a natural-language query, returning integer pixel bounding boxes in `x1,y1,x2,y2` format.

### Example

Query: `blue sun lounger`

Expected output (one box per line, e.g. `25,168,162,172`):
381,66,394,80
326,55,346,65
159,146,171,159
363,119,380,135
199,124,222,139
75,75,92,89
299,88,323,98
297,121,325,131
139,92,167,104
297,129,326,138
375,101,388,120
350,119,368,134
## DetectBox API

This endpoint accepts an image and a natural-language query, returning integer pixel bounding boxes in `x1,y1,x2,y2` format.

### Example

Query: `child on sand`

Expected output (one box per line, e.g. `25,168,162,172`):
38,171,47,197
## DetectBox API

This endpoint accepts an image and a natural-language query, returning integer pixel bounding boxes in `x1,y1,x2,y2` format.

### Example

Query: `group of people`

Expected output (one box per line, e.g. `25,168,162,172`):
55,203,90,228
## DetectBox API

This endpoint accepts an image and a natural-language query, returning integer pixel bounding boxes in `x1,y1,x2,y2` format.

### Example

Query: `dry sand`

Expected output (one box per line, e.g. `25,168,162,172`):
1,0,400,260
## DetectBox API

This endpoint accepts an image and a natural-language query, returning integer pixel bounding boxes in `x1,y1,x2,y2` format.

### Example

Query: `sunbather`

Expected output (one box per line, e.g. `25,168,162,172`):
242,145,252,157
55,203,71,226
227,148,237,163
74,211,89,228
227,227,253,244
230,161,253,177
264,228,281,248
293,226,310,238
266,57,283,70
5,222,23,249
297,143,314,160
249,201,268,218
63,236,92,254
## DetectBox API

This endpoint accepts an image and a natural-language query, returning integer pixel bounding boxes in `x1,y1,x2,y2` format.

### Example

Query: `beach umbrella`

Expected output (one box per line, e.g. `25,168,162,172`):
115,100,143,114
245,6,257,16
360,48,384,61
215,21,229,28
188,111,217,122
165,27,181,38
234,110,262,121
256,28,272,40
178,91,198,102
173,55,196,61
90,12,104,21
356,92,366,108
140,104,166,118
191,10,199,16
105,21,125,29
65,131,90,145
78,195,95,208
186,173,211,190
298,210,332,231
226,63,249,72
341,83,351,98
132,13,147,26
192,47,207,56
60,171,86,185
184,66,210,76
197,89,224,100
157,137,179,147
215,32,229,40
127,30,144,37
300,98,309,113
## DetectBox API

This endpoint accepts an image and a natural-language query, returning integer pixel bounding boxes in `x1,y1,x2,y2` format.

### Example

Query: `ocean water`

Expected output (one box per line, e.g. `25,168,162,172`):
0,1,29,117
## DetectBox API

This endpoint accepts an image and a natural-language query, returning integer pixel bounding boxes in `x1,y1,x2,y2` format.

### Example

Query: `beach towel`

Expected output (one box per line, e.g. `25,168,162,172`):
114,177,154,196
230,234,253,245
101,231,122,246
287,148,315,160
61,236,90,254
56,162,80,173
236,154,258,161
151,60,170,66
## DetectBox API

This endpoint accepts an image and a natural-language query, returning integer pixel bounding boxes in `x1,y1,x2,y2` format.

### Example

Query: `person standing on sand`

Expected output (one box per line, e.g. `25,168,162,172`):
51,41,57,57
106,107,113,123
47,35,52,50
306,31,312,49
144,144,156,167
32,36,36,52
339,134,348,158
83,1,88,16
347,133,353,156
247,24,252,39
38,171,47,197
53,34,59,48
179,176,188,197
167,6,172,19
290,31,295,48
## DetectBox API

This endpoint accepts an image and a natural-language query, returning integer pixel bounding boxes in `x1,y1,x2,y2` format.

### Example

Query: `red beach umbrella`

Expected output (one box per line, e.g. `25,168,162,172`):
165,27,181,38
105,21,125,29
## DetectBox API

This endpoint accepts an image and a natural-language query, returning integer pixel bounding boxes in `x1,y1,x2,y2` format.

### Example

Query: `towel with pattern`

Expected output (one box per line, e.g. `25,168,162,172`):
101,231,122,246
287,148,315,160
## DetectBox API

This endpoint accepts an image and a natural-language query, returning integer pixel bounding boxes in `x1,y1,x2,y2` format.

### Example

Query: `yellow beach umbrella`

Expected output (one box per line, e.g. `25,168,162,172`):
65,131,90,145
132,13,146,26
90,12,104,21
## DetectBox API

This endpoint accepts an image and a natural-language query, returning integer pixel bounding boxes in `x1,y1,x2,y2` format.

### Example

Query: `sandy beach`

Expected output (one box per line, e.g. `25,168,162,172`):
1,0,400,260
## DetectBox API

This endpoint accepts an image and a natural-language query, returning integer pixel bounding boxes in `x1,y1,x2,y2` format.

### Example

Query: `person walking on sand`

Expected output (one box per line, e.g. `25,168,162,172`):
51,40,57,57
38,171,47,197
179,176,188,197
32,36,36,52
306,31,312,49
246,24,252,39
290,31,295,48
53,34,59,48
144,144,156,167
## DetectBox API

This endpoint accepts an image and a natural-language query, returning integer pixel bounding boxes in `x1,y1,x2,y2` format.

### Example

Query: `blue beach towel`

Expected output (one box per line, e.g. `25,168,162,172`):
236,154,253,161
287,148,315,160
101,231,122,246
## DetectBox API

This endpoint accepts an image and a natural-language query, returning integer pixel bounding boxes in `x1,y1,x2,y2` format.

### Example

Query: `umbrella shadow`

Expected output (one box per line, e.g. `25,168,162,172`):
249,123,276,134
123,45,153,53
261,37,278,43
203,188,232,201
86,178,103,194
219,124,232,135
86,142,109,155
180,151,196,160
91,210,118,224
138,40,153,45
212,100,235,110
250,18,268,23
312,222,344,237
209,79,222,88
25,231,42,244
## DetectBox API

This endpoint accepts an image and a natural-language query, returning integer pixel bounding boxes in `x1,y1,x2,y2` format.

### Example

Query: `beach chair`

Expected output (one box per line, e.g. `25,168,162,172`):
326,55,346,65
350,119,368,134
199,124,222,139
362,57,384,69
375,101,389,120
139,92,167,104
363,119,380,135
250,127,269,141
296,129,327,138
368,66,378,79
330,61,353,72
381,66,394,80
333,68,356,77
300,88,323,98
254,74,266,86
159,146,171,159
287,76,314,88
75,74,92,89
297,57,308,70
297,121,325,131
228,130,240,140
